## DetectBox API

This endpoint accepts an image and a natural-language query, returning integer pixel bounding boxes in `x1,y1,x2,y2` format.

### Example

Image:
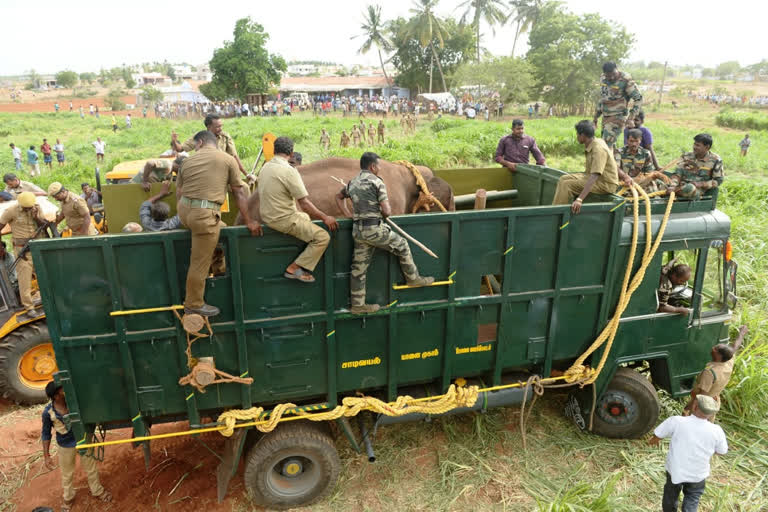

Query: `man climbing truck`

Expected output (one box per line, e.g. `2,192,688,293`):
32,163,735,510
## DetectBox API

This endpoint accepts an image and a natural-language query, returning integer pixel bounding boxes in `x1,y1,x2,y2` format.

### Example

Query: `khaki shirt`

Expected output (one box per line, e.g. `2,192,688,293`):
693,358,734,402
584,138,619,187
177,147,243,205
258,155,309,224
131,159,173,184
5,180,44,198
180,131,238,159
0,204,45,242
59,191,92,232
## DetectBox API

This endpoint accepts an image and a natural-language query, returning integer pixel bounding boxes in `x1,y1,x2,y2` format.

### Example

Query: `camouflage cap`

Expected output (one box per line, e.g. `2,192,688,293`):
696,394,720,415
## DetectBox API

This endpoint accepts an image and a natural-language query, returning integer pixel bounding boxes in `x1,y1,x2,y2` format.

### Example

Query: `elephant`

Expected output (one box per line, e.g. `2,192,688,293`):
236,157,454,224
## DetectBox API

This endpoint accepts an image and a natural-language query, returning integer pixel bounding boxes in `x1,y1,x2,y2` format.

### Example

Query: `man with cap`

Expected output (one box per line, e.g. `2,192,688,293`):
0,192,48,317
42,381,112,512
3,173,46,199
649,395,727,512
176,130,262,317
48,182,97,236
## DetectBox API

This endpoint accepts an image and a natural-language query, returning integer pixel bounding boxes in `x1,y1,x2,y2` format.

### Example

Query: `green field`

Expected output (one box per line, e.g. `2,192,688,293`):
1,110,767,511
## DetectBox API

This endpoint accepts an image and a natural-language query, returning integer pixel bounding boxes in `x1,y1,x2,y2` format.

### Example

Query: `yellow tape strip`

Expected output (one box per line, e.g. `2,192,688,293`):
392,279,454,290
240,371,249,378
610,200,627,212
504,245,514,255
326,330,335,337
111,305,184,317
386,300,398,308
185,393,194,401
132,413,141,423
559,222,569,230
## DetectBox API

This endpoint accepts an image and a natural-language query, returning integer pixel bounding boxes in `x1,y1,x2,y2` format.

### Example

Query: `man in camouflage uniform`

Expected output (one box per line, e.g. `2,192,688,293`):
171,114,252,182
619,129,666,193
593,62,643,149
667,134,724,200
320,129,331,150
657,259,691,315
336,152,434,314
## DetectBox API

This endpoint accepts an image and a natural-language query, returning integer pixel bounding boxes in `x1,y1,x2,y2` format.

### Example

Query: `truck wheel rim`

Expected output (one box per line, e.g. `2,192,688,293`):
18,343,58,389
596,390,639,426
266,455,320,498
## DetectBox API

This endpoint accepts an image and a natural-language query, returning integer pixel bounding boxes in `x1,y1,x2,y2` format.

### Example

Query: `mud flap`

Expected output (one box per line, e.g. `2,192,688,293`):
216,428,248,503
564,392,589,432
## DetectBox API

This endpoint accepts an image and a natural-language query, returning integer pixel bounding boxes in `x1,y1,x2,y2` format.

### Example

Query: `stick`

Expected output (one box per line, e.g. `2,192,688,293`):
330,175,346,185
658,157,681,173
386,217,439,259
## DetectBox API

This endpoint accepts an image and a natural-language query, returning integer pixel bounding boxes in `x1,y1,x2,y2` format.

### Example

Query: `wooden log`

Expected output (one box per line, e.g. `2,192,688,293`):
474,189,487,210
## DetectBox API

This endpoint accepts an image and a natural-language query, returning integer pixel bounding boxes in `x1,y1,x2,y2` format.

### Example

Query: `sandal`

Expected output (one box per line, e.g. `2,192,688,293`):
62,500,74,512
284,268,315,283
97,490,113,502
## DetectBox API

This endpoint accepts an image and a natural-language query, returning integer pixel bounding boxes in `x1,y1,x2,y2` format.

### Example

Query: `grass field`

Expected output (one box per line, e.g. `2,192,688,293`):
1,109,767,511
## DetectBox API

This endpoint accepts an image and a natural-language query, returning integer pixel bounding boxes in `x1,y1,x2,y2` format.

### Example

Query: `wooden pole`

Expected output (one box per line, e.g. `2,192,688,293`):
474,189,487,210
658,61,668,107
386,218,439,259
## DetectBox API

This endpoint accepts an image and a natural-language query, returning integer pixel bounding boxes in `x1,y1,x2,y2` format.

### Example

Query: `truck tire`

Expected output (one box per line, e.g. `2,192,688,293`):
0,322,55,404
590,367,660,439
243,421,340,510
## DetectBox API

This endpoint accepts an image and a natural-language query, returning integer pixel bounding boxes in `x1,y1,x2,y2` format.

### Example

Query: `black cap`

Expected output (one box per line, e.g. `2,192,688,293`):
45,381,61,400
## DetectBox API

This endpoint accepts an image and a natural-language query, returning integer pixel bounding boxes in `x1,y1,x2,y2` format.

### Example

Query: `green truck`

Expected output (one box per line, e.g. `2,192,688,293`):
31,165,736,510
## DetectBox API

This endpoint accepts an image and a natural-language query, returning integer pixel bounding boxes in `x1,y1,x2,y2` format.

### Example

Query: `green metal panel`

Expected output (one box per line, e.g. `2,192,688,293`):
31,165,731,442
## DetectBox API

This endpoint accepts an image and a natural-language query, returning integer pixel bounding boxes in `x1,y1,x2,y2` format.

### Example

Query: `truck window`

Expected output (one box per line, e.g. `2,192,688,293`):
658,250,697,311
701,242,726,314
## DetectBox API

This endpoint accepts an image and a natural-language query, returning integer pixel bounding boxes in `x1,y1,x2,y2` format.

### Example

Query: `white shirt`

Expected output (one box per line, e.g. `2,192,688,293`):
11,147,21,159
53,144,64,153
654,415,727,484
92,140,106,153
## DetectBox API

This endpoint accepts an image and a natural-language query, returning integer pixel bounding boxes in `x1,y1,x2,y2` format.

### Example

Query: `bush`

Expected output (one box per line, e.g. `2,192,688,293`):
104,89,126,111
715,110,768,131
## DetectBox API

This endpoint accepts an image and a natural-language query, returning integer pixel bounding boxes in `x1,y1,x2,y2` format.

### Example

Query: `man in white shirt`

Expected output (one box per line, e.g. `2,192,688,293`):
649,395,728,512
9,143,22,170
92,138,106,163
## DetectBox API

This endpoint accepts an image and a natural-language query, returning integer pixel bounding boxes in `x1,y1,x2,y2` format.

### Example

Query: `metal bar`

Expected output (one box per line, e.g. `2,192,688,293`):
387,312,397,401
335,418,362,454
543,211,571,378
101,242,146,438
163,238,200,428
441,218,460,391
492,213,517,385
392,279,454,290
110,305,184,316
225,232,251,409
324,232,337,407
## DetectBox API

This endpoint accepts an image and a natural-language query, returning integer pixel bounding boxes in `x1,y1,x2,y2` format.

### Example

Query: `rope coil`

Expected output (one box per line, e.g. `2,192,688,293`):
393,159,447,213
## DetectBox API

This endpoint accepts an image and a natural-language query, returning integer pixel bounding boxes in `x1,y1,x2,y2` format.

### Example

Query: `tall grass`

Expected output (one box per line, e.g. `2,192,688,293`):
716,109,768,131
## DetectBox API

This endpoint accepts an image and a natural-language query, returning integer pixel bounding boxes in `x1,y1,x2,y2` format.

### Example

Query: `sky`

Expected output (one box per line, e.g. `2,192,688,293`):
0,0,763,76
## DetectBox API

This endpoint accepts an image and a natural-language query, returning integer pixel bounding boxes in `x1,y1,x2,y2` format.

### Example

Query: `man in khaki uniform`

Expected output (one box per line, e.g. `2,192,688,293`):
320,129,331,150
171,114,250,180
48,182,98,236
132,156,186,192
0,192,48,317
552,120,626,212
176,130,262,316
351,126,362,147
259,136,338,283
684,326,747,421
3,173,46,198
340,130,350,148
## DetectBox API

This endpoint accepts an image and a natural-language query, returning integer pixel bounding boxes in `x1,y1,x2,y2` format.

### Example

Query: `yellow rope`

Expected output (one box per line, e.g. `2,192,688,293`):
393,159,448,213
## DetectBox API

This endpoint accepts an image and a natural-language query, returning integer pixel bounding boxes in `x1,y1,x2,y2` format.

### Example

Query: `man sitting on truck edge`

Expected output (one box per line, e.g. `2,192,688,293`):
552,120,628,213
259,136,339,283
649,395,727,512
657,260,692,315
336,152,434,314
0,192,48,319
42,381,112,512
494,119,546,172
619,129,666,193
667,134,724,201
176,130,262,317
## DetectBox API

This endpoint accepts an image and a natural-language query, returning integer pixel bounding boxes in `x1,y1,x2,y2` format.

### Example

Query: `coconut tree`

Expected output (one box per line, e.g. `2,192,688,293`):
458,0,508,62
404,0,449,92
352,5,393,86
509,0,552,58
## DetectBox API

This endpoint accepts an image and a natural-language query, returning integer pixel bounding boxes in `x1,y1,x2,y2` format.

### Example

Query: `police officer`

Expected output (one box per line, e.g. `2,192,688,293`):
336,152,434,314
0,192,48,317
132,155,186,192
668,134,724,200
48,182,97,236
170,114,252,181
176,130,262,316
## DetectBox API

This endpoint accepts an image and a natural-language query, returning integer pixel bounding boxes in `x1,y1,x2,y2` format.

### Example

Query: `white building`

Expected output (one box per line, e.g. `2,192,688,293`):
194,64,212,82
173,65,194,80
160,81,209,103
132,72,172,87
287,64,317,76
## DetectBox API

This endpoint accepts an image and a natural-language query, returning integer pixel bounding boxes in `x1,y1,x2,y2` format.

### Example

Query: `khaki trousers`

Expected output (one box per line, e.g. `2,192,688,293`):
59,446,105,502
14,246,34,308
552,173,618,205
70,223,99,236
178,202,225,309
269,212,330,272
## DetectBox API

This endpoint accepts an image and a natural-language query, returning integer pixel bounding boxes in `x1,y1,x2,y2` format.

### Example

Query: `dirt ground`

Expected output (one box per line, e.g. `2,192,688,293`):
1,403,254,512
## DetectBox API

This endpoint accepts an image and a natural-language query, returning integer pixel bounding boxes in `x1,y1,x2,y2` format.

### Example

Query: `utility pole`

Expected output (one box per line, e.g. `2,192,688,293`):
657,61,668,107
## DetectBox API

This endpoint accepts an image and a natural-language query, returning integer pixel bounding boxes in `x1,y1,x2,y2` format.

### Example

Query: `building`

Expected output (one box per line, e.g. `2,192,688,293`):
287,64,318,76
159,81,209,103
173,65,194,80
194,64,212,82
131,72,172,87
279,76,407,98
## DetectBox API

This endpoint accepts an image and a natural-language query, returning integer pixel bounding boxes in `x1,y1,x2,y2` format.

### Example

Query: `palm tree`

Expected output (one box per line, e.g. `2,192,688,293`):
404,0,450,93
352,5,393,86
509,0,549,58
458,0,508,62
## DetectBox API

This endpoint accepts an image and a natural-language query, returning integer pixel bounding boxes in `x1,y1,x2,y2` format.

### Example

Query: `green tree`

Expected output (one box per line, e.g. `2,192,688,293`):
403,0,450,93
527,4,633,110
353,5,393,86
55,70,78,89
27,69,40,88
457,0,508,62
509,0,555,58
715,61,741,79
79,72,97,84
104,88,126,111
451,56,534,104
141,86,164,106
200,17,286,102
121,68,136,89
390,17,476,93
